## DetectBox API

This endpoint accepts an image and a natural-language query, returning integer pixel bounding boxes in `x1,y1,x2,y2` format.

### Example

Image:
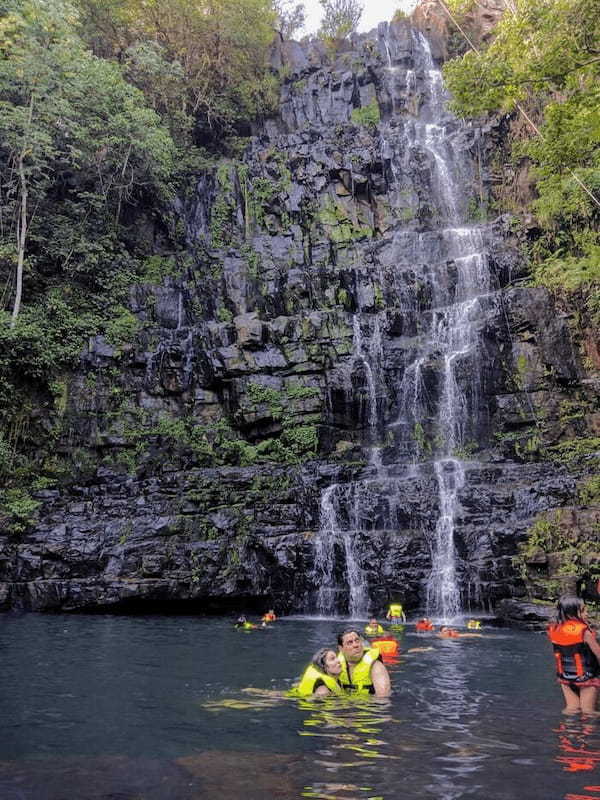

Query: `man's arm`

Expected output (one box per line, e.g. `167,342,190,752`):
371,659,391,697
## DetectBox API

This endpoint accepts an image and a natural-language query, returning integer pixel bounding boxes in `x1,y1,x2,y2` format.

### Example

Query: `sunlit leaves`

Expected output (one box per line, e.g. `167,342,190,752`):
443,0,600,300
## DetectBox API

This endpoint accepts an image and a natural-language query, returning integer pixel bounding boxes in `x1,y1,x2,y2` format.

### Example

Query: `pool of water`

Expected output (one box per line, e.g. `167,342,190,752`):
2,614,599,799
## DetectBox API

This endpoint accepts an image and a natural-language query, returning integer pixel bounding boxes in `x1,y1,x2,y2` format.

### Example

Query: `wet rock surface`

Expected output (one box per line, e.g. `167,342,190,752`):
0,19,597,615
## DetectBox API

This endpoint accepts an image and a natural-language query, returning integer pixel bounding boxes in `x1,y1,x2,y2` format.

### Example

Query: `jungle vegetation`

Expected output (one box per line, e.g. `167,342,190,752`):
443,0,600,321
0,0,281,481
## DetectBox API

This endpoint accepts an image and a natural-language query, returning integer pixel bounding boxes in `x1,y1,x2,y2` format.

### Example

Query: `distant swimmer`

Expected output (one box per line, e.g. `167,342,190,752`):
386,603,406,624
439,626,482,639
547,594,600,715
364,618,385,637
262,609,277,623
337,628,391,697
466,619,482,630
289,647,344,698
439,626,460,639
415,618,435,632
234,615,258,630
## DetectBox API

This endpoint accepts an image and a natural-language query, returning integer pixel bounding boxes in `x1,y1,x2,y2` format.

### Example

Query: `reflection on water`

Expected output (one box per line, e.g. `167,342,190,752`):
555,717,600,800
2,615,600,799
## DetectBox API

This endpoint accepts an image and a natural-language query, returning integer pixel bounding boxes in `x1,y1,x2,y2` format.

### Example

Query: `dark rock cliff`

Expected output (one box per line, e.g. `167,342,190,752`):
0,16,597,615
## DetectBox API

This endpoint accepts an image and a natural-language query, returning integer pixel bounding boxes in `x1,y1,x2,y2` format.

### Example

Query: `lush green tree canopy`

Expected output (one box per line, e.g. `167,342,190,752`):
0,0,175,320
443,0,600,307
74,0,279,144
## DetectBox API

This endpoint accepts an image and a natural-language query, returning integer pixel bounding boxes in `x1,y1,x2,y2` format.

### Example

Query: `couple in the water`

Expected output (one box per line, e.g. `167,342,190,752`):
294,628,391,698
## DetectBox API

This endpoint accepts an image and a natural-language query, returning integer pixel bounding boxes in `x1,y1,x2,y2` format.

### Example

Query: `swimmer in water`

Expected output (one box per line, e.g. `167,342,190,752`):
290,647,344,697
547,595,600,715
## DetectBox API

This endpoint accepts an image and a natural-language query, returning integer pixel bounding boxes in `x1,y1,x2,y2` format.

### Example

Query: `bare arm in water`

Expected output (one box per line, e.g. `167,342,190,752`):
371,659,391,697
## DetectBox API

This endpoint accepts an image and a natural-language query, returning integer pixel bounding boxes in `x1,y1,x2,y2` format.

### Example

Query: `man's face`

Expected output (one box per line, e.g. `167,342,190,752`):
340,631,363,662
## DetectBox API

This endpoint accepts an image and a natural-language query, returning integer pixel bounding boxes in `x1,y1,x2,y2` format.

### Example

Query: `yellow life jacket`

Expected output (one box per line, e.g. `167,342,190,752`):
466,620,481,630
338,647,380,695
288,664,344,697
388,604,403,618
364,624,384,636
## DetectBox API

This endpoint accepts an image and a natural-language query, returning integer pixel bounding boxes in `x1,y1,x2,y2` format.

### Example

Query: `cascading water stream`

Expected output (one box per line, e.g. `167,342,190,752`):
310,27,495,620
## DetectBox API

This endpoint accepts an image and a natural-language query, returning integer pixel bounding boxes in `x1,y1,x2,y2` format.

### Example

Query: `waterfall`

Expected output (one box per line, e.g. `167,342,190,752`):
426,459,465,618
313,483,370,617
352,315,378,429
310,28,494,620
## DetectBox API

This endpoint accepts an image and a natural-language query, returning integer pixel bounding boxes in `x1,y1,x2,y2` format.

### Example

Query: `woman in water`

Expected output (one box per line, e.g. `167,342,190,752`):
292,647,343,697
548,595,600,715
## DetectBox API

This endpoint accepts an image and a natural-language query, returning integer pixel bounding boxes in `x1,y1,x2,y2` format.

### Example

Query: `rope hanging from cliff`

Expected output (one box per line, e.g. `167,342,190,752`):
436,0,600,211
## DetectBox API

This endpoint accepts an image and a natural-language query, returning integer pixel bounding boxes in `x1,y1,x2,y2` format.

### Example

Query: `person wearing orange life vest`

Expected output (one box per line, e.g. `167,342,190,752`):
262,609,277,623
415,618,434,632
548,595,600,715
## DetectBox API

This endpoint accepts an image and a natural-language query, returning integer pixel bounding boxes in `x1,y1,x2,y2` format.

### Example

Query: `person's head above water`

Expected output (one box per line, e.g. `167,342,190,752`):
368,618,378,625
237,615,246,623
555,594,587,623
312,647,342,676
337,629,364,662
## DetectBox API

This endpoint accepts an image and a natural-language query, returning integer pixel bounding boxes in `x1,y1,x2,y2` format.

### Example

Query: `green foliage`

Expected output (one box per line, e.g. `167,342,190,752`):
282,424,318,457
318,0,362,40
547,437,600,465
466,197,488,222
452,441,478,459
578,476,600,506
443,0,600,307
318,197,373,243
351,100,380,127
413,422,431,454
216,307,233,323
522,514,564,557
444,0,476,11
515,508,600,599
104,307,141,347
0,487,41,535
140,255,180,284
74,0,278,145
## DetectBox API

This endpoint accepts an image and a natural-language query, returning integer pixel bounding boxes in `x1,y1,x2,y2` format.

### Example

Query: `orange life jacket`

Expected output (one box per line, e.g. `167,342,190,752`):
416,621,434,631
440,629,459,638
547,620,600,682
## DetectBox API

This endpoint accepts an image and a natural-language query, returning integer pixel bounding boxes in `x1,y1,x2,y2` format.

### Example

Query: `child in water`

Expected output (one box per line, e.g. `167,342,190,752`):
547,595,600,715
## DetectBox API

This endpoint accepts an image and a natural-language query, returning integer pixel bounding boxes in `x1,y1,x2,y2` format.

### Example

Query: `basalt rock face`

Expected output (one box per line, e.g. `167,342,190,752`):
0,19,597,615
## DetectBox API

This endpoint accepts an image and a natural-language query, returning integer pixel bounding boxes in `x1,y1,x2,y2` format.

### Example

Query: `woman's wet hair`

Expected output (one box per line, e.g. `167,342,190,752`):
312,647,335,672
337,628,361,646
556,594,585,623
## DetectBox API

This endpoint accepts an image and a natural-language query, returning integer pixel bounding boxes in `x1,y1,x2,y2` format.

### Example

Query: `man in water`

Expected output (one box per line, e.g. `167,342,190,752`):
386,602,406,623
364,618,385,636
337,628,391,697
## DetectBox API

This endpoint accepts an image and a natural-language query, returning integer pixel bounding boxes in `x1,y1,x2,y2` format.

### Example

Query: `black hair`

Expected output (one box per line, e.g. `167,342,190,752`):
555,595,586,623
311,647,336,673
337,628,362,646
